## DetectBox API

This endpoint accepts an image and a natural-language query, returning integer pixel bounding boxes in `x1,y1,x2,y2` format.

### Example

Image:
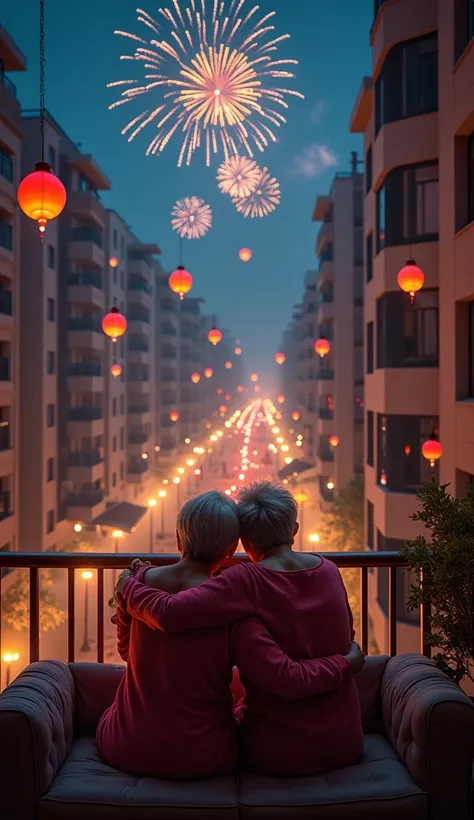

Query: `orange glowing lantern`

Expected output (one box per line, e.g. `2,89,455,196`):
208,327,223,346
421,432,443,468
275,352,286,365
239,248,252,262
397,259,424,303
237,385,244,392
225,393,231,401
329,435,339,448
277,394,285,404
314,337,330,358
404,445,411,456
102,307,127,341
219,405,227,413
250,373,258,383
254,385,261,393
217,388,223,395
169,265,193,300
190,372,201,384
204,368,214,379
109,256,119,268
17,162,66,236
169,411,179,423
225,361,232,369
292,410,301,421
110,363,122,379
234,347,242,355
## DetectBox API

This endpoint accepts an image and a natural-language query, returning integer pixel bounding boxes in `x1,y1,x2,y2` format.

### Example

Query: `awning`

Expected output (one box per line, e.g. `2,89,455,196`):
91,502,147,533
278,459,314,480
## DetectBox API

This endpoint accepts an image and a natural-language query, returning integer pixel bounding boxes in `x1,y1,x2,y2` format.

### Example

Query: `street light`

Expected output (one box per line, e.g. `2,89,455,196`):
309,533,320,544
148,499,157,552
3,652,19,688
80,571,93,653
74,523,82,533
173,477,181,514
112,530,124,582
158,490,167,537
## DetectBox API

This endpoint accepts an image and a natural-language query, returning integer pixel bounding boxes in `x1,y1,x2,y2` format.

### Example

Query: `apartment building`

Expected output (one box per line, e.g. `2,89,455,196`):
0,28,25,554
350,0,474,652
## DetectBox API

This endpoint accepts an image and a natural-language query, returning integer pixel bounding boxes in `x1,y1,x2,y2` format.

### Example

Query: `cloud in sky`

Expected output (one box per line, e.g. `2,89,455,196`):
292,143,338,179
310,100,325,125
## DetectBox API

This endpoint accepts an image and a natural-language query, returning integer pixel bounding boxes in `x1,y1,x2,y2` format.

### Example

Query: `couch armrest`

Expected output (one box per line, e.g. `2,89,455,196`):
0,660,75,820
382,653,474,820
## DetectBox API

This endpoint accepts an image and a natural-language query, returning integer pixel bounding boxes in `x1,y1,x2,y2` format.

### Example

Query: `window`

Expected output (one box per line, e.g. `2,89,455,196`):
112,436,117,452
366,234,373,282
120,427,124,449
112,398,117,417
377,290,438,368
353,228,363,266
47,145,56,171
47,245,55,269
113,267,117,285
47,351,55,374
120,461,124,480
47,297,55,321
376,162,439,252
367,500,374,550
367,410,374,466
120,270,124,289
0,145,13,183
47,404,55,427
468,133,474,224
365,146,372,193
377,414,439,492
120,394,124,414
454,0,474,61
46,509,55,534
46,457,54,482
366,322,374,374
112,472,117,488
113,228,118,249
375,35,437,134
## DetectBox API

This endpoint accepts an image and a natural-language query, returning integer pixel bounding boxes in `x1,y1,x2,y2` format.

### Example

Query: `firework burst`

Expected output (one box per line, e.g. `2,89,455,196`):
217,154,260,198
171,196,212,239
108,0,303,166
232,166,280,218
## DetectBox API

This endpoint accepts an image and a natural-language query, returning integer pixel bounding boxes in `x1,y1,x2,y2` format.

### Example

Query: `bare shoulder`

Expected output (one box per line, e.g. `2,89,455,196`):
143,565,180,593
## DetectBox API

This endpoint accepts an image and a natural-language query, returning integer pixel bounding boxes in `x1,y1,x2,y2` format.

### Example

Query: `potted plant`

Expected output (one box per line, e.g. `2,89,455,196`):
402,481,474,688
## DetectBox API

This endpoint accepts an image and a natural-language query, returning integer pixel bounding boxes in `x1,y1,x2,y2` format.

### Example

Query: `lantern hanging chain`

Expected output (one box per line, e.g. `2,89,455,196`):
179,236,183,267
39,0,46,162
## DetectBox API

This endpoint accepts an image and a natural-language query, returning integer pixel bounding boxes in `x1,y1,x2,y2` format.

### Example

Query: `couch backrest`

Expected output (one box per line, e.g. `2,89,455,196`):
70,654,389,736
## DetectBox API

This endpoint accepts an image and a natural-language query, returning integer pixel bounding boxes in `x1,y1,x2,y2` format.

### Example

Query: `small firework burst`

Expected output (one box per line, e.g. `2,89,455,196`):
217,155,260,198
171,196,212,240
232,166,280,218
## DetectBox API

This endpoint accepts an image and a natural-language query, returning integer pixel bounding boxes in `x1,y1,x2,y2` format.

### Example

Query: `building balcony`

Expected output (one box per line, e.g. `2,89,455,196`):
0,221,13,272
68,450,104,483
67,190,107,227
127,339,149,364
0,75,20,133
128,431,148,444
128,309,150,337
316,218,333,255
365,368,438,416
65,489,105,522
68,317,105,352
127,458,149,483
67,406,103,422
0,154,15,213
127,257,151,283
68,362,103,392
318,449,334,463
317,300,333,323
127,404,150,420
67,406,104,437
68,271,105,310
69,227,105,268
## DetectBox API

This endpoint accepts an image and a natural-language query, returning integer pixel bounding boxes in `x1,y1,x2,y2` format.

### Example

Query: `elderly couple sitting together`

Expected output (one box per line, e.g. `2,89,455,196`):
96,481,365,780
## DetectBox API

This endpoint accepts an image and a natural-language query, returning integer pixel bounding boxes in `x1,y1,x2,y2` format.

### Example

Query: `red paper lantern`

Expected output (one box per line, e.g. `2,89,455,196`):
217,388,223,395
397,259,424,303
208,327,223,346
110,363,122,378
102,307,127,341
225,393,231,401
292,410,301,421
109,256,119,268
422,432,443,468
204,367,214,378
190,372,201,384
237,385,244,392
169,265,193,300
277,393,285,404
250,373,258,383
17,161,66,236
239,248,252,262
329,435,339,448
225,361,232,369
275,352,286,365
254,385,261,392
314,337,330,358
169,411,179,422
234,347,242,355
219,405,227,413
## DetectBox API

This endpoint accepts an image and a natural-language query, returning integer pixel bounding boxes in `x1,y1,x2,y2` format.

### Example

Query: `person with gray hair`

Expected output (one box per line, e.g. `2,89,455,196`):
98,490,362,780
117,481,365,776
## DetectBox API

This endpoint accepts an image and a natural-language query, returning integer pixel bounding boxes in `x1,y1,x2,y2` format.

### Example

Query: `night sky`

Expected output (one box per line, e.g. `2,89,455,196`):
3,0,372,379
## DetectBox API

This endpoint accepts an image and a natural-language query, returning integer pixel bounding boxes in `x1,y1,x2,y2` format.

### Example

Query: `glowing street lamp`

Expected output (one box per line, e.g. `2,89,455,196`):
158,489,167,537
148,498,157,552
74,523,83,533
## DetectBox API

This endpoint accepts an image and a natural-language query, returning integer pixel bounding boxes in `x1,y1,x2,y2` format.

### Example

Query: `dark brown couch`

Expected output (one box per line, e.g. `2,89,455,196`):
0,654,473,820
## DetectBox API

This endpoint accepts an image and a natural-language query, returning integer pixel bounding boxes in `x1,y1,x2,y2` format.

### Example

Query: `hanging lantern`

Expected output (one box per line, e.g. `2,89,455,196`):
397,258,424,303
237,384,244,392
208,327,223,346
277,393,285,404
275,352,286,365
404,445,411,456
204,367,214,378
217,387,223,395
225,361,233,369
292,410,301,421
239,248,252,262
422,432,443,468
169,265,193,300
234,347,242,355
110,363,122,378
254,385,261,393
250,373,258,382
314,337,330,358
18,162,66,236
219,404,227,413
190,372,201,384
102,307,127,341
169,411,179,423
109,256,119,268
329,435,339,448
225,393,231,401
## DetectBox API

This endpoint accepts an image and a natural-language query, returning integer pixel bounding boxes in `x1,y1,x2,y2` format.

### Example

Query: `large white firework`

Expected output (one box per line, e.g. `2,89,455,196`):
217,154,260,198
107,0,303,166
171,196,212,239
232,166,280,218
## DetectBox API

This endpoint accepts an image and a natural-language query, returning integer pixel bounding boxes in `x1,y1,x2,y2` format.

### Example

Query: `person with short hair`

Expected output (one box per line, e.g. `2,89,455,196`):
98,490,363,779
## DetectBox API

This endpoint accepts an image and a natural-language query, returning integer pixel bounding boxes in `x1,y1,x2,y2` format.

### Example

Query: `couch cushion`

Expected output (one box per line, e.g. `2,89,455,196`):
39,737,239,820
355,655,388,734
69,663,125,736
239,734,427,820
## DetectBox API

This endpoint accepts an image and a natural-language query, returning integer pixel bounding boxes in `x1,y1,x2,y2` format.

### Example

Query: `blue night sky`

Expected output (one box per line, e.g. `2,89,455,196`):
3,0,372,378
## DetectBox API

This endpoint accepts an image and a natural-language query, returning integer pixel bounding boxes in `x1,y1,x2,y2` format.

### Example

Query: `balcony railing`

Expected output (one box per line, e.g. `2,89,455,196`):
0,288,12,316
68,362,102,377
318,409,333,420
0,72,17,98
0,552,432,678
68,316,102,333
128,404,149,415
68,272,103,290
66,489,104,508
0,357,10,381
127,459,149,475
128,309,150,324
318,449,334,462
128,279,152,295
319,291,333,304
67,407,103,422
316,369,334,380
128,340,149,353
0,221,13,252
68,450,102,467
128,431,148,444
70,227,103,248
0,425,10,451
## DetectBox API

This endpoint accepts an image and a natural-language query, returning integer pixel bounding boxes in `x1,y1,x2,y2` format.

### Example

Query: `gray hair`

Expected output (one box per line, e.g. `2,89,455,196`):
236,481,298,554
176,491,240,564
